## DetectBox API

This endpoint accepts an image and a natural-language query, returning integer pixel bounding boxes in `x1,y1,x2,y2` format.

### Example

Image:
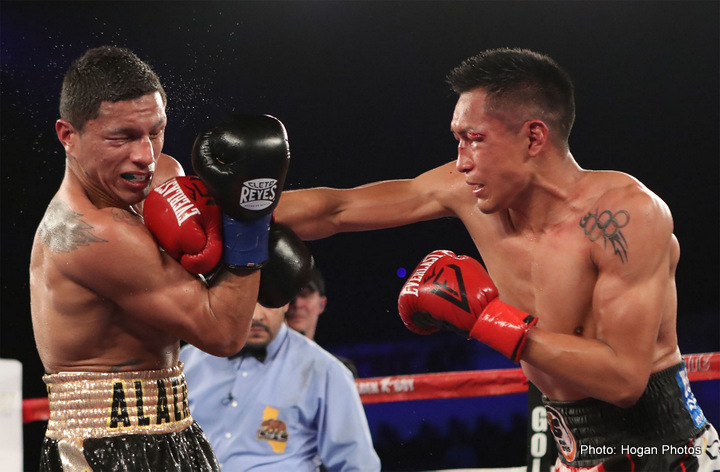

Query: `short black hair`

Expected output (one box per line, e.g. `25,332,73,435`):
447,48,575,145
59,46,166,131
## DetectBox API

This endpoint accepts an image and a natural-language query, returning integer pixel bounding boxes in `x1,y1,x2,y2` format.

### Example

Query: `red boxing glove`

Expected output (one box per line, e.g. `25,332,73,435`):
398,250,537,363
398,250,497,335
143,176,222,274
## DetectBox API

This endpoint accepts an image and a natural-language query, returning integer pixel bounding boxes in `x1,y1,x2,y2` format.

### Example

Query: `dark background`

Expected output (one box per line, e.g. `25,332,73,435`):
2,1,718,470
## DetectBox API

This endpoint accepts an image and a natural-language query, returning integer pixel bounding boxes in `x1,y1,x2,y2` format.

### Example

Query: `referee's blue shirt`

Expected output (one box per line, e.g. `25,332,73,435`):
180,324,381,472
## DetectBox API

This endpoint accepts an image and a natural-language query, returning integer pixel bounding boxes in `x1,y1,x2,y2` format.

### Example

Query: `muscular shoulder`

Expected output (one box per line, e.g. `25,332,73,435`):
37,197,155,287
37,198,143,254
580,171,674,269
585,171,672,228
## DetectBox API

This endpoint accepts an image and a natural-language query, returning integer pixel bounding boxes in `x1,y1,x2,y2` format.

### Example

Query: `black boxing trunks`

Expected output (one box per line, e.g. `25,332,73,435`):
38,364,220,472
544,362,720,471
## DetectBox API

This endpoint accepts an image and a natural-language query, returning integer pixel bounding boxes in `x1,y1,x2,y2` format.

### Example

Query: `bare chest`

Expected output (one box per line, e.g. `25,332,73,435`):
467,218,598,335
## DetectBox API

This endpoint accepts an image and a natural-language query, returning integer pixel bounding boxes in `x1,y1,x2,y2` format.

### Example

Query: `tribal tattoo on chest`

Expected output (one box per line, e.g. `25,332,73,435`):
579,209,630,263
39,199,107,253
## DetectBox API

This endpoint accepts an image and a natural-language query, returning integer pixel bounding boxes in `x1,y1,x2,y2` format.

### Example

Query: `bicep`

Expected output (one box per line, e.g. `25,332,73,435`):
69,218,210,334
591,194,674,373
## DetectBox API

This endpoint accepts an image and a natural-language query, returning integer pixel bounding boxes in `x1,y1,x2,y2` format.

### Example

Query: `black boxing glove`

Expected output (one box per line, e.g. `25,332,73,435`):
258,222,315,308
192,114,290,269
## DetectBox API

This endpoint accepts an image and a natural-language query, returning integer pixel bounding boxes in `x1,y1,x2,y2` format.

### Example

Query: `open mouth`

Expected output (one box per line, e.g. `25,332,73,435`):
469,183,485,198
121,173,151,182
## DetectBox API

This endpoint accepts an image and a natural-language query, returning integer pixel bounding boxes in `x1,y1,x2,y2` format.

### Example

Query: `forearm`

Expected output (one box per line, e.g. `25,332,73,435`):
276,180,451,240
182,269,260,356
522,328,652,407
274,188,346,240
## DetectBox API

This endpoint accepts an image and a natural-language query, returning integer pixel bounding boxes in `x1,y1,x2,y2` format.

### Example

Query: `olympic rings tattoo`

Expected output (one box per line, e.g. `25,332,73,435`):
579,209,630,263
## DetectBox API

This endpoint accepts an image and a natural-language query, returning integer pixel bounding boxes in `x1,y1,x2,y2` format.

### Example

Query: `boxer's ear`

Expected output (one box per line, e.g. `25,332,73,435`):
56,119,78,153
526,120,549,157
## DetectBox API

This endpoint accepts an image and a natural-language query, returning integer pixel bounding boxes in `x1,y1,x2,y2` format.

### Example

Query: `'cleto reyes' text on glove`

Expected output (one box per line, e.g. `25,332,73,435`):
398,250,537,363
143,176,222,275
192,114,290,269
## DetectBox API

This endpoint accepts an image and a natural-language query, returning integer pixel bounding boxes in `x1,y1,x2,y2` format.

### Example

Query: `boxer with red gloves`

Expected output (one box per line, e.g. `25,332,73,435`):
398,250,537,363
32,47,289,472
273,48,718,471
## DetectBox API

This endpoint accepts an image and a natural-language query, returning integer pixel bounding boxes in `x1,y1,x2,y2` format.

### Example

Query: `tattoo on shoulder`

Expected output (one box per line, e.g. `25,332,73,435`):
579,209,630,263
38,199,108,253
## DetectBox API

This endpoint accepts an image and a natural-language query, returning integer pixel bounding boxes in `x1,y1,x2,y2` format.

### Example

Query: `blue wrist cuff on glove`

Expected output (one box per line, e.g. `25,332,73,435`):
222,213,272,268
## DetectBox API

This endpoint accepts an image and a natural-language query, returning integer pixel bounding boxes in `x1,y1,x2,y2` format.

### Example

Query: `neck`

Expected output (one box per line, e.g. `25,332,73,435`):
304,326,316,341
507,152,584,234
65,160,134,212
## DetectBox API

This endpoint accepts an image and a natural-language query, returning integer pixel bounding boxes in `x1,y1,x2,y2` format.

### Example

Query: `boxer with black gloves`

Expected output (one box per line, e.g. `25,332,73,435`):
31,47,283,472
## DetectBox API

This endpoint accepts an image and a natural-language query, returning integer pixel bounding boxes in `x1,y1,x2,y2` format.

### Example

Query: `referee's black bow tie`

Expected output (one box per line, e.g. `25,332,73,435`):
228,346,267,363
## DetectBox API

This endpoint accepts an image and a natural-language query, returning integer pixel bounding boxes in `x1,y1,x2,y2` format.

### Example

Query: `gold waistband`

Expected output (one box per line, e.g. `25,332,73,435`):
43,363,193,440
